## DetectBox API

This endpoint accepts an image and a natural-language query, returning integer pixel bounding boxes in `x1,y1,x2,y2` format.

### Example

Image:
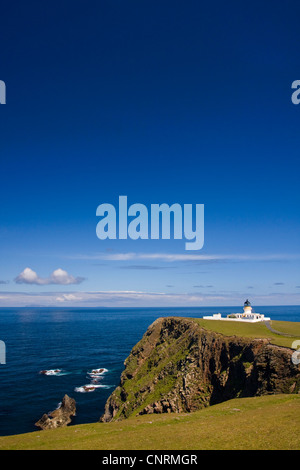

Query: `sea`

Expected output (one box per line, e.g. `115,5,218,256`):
0,306,299,437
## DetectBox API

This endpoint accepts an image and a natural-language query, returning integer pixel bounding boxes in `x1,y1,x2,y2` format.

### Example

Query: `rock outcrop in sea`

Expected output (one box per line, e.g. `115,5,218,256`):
35,394,76,430
100,317,300,422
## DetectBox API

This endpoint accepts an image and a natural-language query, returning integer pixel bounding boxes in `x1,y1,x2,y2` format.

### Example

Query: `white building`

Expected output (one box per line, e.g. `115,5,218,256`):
203,300,270,323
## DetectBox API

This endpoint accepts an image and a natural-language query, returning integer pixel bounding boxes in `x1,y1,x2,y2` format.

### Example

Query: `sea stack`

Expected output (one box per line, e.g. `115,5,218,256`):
35,394,76,430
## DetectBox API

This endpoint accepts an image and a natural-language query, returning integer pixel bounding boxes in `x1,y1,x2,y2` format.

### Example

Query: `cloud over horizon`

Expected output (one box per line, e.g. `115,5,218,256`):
68,252,300,263
1,289,300,308
14,268,85,286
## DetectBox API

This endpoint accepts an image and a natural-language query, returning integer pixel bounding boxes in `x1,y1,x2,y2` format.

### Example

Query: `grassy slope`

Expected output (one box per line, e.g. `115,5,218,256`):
272,320,300,337
0,394,299,450
191,318,300,348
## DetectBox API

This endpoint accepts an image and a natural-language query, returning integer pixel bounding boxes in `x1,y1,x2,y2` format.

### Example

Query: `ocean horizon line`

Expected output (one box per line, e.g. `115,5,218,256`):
0,305,299,310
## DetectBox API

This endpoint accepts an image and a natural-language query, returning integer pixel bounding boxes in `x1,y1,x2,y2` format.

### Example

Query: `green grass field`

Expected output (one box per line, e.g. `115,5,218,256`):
191,318,300,348
0,394,299,450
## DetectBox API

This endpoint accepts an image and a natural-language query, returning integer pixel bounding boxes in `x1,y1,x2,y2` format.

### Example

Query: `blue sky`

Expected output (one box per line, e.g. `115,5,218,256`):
0,0,300,307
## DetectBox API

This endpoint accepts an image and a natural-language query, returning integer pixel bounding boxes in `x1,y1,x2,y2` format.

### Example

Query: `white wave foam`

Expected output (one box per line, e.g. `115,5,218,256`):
74,384,113,393
87,368,108,377
39,369,62,376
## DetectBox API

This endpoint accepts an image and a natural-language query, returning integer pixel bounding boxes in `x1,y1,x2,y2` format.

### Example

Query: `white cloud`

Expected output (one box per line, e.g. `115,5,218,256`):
49,269,84,285
15,268,40,284
68,252,300,262
1,289,300,307
56,294,82,302
15,267,85,285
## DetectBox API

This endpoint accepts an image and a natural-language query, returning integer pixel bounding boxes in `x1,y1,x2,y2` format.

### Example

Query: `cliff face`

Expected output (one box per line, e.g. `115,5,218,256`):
100,317,300,422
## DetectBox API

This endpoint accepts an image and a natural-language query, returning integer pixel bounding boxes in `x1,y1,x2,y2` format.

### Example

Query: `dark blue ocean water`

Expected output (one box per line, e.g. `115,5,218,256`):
0,306,299,436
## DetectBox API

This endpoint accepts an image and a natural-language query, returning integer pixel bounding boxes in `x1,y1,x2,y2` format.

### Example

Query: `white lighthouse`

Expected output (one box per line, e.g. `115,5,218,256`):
203,300,271,322
243,299,253,316
225,300,270,321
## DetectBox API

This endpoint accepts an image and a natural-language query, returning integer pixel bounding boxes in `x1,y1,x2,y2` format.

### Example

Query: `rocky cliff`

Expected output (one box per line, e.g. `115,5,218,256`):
101,317,300,422
35,395,76,430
